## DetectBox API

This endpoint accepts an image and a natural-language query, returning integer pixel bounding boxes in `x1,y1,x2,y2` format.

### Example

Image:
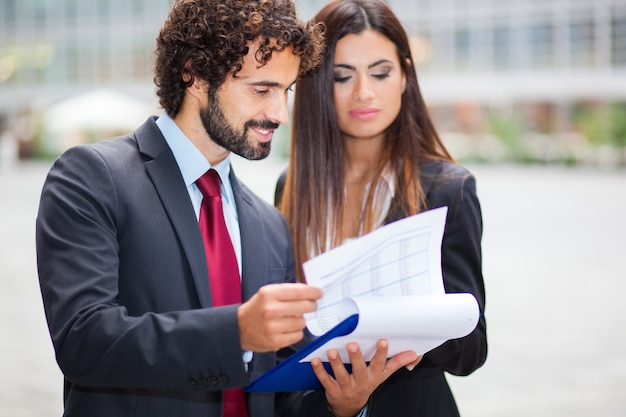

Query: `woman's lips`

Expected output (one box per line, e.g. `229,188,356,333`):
349,108,380,120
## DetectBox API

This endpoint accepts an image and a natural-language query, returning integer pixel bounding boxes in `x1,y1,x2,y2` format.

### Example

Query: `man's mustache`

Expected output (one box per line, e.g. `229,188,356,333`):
245,120,280,130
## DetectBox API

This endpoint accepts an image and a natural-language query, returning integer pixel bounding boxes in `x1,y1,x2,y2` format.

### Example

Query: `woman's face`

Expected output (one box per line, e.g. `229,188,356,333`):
332,29,406,142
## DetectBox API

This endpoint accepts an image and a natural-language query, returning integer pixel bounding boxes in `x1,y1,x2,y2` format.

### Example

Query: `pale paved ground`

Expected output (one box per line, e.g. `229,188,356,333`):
1,156,625,416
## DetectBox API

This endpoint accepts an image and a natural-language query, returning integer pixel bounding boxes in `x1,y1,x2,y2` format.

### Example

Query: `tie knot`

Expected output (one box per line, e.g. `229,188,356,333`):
196,169,222,198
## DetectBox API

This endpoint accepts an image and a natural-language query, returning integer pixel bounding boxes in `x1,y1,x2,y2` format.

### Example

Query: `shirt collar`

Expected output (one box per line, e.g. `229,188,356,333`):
379,161,396,197
155,111,233,191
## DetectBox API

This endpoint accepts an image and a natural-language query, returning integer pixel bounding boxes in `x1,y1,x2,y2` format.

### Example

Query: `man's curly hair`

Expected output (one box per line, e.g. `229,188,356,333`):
154,0,325,117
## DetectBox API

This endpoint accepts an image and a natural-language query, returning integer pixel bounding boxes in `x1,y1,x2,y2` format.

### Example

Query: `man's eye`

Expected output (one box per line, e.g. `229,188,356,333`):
256,89,270,95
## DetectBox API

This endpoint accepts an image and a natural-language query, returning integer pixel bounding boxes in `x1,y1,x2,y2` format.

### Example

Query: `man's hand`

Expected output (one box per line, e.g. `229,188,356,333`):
312,339,422,417
238,283,322,352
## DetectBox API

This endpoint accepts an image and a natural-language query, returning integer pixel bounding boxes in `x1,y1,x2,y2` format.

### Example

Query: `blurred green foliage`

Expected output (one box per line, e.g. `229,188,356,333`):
574,102,626,165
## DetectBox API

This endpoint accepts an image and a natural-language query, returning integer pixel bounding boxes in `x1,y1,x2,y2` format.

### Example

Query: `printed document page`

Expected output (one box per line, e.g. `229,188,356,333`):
303,206,448,336
245,205,480,389
300,293,479,363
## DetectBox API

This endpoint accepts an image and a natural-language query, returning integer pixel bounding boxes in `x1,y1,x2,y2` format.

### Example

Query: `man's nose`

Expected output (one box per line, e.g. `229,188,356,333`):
267,93,290,125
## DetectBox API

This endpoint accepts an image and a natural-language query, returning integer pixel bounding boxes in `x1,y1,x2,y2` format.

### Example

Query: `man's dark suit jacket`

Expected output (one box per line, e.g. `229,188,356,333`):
36,117,301,417
275,160,488,416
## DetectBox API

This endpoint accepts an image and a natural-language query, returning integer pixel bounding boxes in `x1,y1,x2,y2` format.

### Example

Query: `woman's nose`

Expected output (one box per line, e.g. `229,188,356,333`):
353,75,375,101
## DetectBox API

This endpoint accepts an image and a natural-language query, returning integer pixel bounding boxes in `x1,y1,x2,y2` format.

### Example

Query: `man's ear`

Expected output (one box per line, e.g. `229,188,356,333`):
182,58,194,84
182,64,208,102
187,77,208,101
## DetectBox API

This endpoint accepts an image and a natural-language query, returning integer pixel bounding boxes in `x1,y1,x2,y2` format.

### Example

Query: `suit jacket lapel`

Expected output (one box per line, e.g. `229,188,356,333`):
135,118,213,308
229,168,267,302
384,160,441,224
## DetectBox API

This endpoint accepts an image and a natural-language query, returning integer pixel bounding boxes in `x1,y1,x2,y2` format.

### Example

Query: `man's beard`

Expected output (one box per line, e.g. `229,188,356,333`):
200,89,279,161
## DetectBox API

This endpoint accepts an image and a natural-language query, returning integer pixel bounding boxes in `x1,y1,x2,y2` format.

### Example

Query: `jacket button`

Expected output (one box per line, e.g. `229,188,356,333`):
188,379,198,389
218,375,229,385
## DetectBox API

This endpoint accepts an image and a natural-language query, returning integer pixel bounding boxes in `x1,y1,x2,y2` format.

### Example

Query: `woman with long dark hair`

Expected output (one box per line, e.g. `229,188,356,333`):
277,0,487,415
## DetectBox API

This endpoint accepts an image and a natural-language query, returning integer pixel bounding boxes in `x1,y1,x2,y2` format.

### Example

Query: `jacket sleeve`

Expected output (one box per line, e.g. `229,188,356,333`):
421,163,487,376
36,144,249,391
274,334,331,416
273,172,332,416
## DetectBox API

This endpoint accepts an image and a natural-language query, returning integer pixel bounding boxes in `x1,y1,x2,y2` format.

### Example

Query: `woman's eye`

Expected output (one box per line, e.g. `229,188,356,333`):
334,76,350,83
372,73,390,80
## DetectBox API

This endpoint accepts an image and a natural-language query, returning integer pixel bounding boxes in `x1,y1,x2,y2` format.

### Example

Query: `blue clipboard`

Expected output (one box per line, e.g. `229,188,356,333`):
245,314,359,392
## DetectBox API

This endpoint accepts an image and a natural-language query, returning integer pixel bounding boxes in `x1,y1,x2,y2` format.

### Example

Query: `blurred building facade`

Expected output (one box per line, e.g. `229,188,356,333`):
1,0,626,163
387,0,626,163
0,0,170,108
0,0,171,158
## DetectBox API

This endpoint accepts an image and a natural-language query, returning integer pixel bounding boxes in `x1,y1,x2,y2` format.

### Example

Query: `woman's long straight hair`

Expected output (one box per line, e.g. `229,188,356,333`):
278,0,453,280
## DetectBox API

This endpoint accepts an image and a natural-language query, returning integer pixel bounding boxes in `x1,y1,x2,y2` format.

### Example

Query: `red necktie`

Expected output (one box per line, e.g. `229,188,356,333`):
196,169,248,417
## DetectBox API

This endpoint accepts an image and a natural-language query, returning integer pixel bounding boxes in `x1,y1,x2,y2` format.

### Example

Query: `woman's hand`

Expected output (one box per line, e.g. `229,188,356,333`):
311,339,422,417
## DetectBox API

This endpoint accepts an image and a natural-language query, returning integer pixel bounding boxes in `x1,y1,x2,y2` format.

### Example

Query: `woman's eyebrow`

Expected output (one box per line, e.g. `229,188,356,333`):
334,59,393,70
368,59,393,69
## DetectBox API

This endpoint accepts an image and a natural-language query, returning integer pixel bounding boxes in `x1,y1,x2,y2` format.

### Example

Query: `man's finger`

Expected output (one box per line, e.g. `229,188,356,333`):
260,283,323,301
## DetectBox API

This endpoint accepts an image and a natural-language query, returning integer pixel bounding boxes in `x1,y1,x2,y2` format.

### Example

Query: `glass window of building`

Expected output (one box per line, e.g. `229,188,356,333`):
612,15,626,66
569,18,595,67
455,27,471,71
98,0,110,20
3,0,17,26
529,21,554,69
131,0,145,17
65,0,78,22
34,0,48,23
493,26,513,71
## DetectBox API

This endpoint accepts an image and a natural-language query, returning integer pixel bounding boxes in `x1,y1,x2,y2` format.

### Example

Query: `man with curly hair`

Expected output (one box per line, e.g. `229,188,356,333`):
36,1,331,416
